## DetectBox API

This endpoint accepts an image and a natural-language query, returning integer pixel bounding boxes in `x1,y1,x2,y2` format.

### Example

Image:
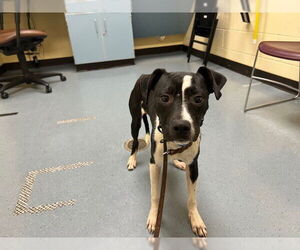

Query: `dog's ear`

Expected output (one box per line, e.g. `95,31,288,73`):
197,66,227,100
141,68,166,104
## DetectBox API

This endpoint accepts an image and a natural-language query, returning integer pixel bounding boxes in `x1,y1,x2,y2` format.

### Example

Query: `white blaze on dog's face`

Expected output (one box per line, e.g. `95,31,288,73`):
181,75,194,139
153,72,209,143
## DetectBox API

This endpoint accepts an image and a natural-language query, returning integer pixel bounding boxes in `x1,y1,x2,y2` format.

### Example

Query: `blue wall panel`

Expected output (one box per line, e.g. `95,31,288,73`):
132,13,192,38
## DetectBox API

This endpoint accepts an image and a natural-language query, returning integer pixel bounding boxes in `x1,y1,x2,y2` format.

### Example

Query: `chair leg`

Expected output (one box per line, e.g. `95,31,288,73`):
203,19,218,66
244,51,300,112
0,75,23,83
1,78,25,92
187,15,197,63
244,49,259,112
31,77,52,93
0,78,25,99
35,72,66,82
296,61,300,98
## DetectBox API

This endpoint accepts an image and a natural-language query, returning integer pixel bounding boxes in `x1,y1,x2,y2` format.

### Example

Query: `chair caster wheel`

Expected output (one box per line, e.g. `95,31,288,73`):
1,92,9,99
46,86,52,93
60,76,67,81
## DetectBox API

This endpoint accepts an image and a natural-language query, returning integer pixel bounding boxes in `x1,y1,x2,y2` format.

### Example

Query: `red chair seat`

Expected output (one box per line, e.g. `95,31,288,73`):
259,41,300,61
0,29,47,46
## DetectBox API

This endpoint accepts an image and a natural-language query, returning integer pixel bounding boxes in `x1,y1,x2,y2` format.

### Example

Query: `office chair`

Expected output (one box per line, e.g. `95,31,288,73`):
0,13,66,99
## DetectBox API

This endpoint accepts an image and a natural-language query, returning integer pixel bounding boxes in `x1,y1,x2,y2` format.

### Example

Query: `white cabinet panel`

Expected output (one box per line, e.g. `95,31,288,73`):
101,13,134,61
66,13,105,64
65,12,134,65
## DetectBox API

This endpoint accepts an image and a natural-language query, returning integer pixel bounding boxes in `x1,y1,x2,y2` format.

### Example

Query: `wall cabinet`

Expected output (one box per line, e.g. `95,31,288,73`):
65,12,135,65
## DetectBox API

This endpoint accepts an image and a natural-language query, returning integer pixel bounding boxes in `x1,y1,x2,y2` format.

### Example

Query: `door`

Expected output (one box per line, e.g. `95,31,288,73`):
65,13,104,65
100,13,135,62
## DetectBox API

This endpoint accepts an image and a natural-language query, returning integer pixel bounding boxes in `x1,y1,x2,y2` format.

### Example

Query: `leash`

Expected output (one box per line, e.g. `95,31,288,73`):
153,125,193,237
153,137,168,237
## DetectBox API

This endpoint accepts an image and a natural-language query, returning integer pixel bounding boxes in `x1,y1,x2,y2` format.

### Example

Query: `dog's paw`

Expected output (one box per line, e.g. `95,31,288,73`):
189,210,207,237
173,159,186,170
146,209,158,234
127,154,137,171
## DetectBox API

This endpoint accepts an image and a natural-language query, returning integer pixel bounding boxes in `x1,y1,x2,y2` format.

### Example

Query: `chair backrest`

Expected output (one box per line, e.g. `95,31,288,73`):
194,12,217,38
193,0,218,38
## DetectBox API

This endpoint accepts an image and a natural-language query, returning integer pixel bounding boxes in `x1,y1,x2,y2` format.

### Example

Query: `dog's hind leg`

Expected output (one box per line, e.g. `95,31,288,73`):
142,111,150,146
127,115,141,170
127,88,143,170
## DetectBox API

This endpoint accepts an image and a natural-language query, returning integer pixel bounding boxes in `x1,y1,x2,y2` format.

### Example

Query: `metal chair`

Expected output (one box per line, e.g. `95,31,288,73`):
244,41,300,112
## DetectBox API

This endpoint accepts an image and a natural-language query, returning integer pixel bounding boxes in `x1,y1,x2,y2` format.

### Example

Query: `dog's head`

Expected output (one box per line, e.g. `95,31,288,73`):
146,66,227,143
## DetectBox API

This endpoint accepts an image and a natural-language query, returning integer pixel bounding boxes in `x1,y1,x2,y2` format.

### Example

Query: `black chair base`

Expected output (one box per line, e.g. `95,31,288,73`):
0,49,66,99
0,72,66,99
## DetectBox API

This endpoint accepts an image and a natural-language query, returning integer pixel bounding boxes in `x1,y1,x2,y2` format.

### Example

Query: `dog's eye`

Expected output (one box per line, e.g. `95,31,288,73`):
160,95,170,103
194,96,203,104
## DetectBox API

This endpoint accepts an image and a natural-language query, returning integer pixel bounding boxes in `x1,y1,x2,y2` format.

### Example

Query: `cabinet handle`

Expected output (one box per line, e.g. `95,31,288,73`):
102,18,107,36
94,19,99,35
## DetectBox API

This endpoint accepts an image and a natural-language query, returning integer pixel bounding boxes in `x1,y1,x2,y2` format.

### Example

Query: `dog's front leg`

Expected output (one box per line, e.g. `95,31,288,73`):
147,162,161,234
186,159,207,237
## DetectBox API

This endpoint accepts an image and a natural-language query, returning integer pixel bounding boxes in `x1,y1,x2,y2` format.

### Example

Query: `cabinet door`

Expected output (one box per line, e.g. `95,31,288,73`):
100,13,135,62
65,13,104,65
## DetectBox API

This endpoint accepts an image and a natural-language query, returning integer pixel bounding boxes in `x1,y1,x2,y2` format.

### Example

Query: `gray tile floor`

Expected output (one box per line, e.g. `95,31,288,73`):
0,52,299,237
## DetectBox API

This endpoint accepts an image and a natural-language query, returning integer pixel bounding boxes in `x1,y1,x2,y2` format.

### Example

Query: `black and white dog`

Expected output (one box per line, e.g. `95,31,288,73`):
127,66,226,237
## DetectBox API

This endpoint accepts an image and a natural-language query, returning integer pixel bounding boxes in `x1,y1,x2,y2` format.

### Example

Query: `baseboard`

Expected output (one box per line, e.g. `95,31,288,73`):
135,45,184,56
185,46,299,95
0,57,135,73
0,57,74,74
75,58,135,71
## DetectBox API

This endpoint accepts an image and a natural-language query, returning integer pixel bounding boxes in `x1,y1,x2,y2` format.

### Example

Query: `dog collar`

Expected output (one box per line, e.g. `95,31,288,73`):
157,125,193,155
162,142,193,155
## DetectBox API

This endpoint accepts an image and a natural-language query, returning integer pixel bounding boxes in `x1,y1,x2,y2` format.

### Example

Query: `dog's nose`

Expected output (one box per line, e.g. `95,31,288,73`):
173,120,191,134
